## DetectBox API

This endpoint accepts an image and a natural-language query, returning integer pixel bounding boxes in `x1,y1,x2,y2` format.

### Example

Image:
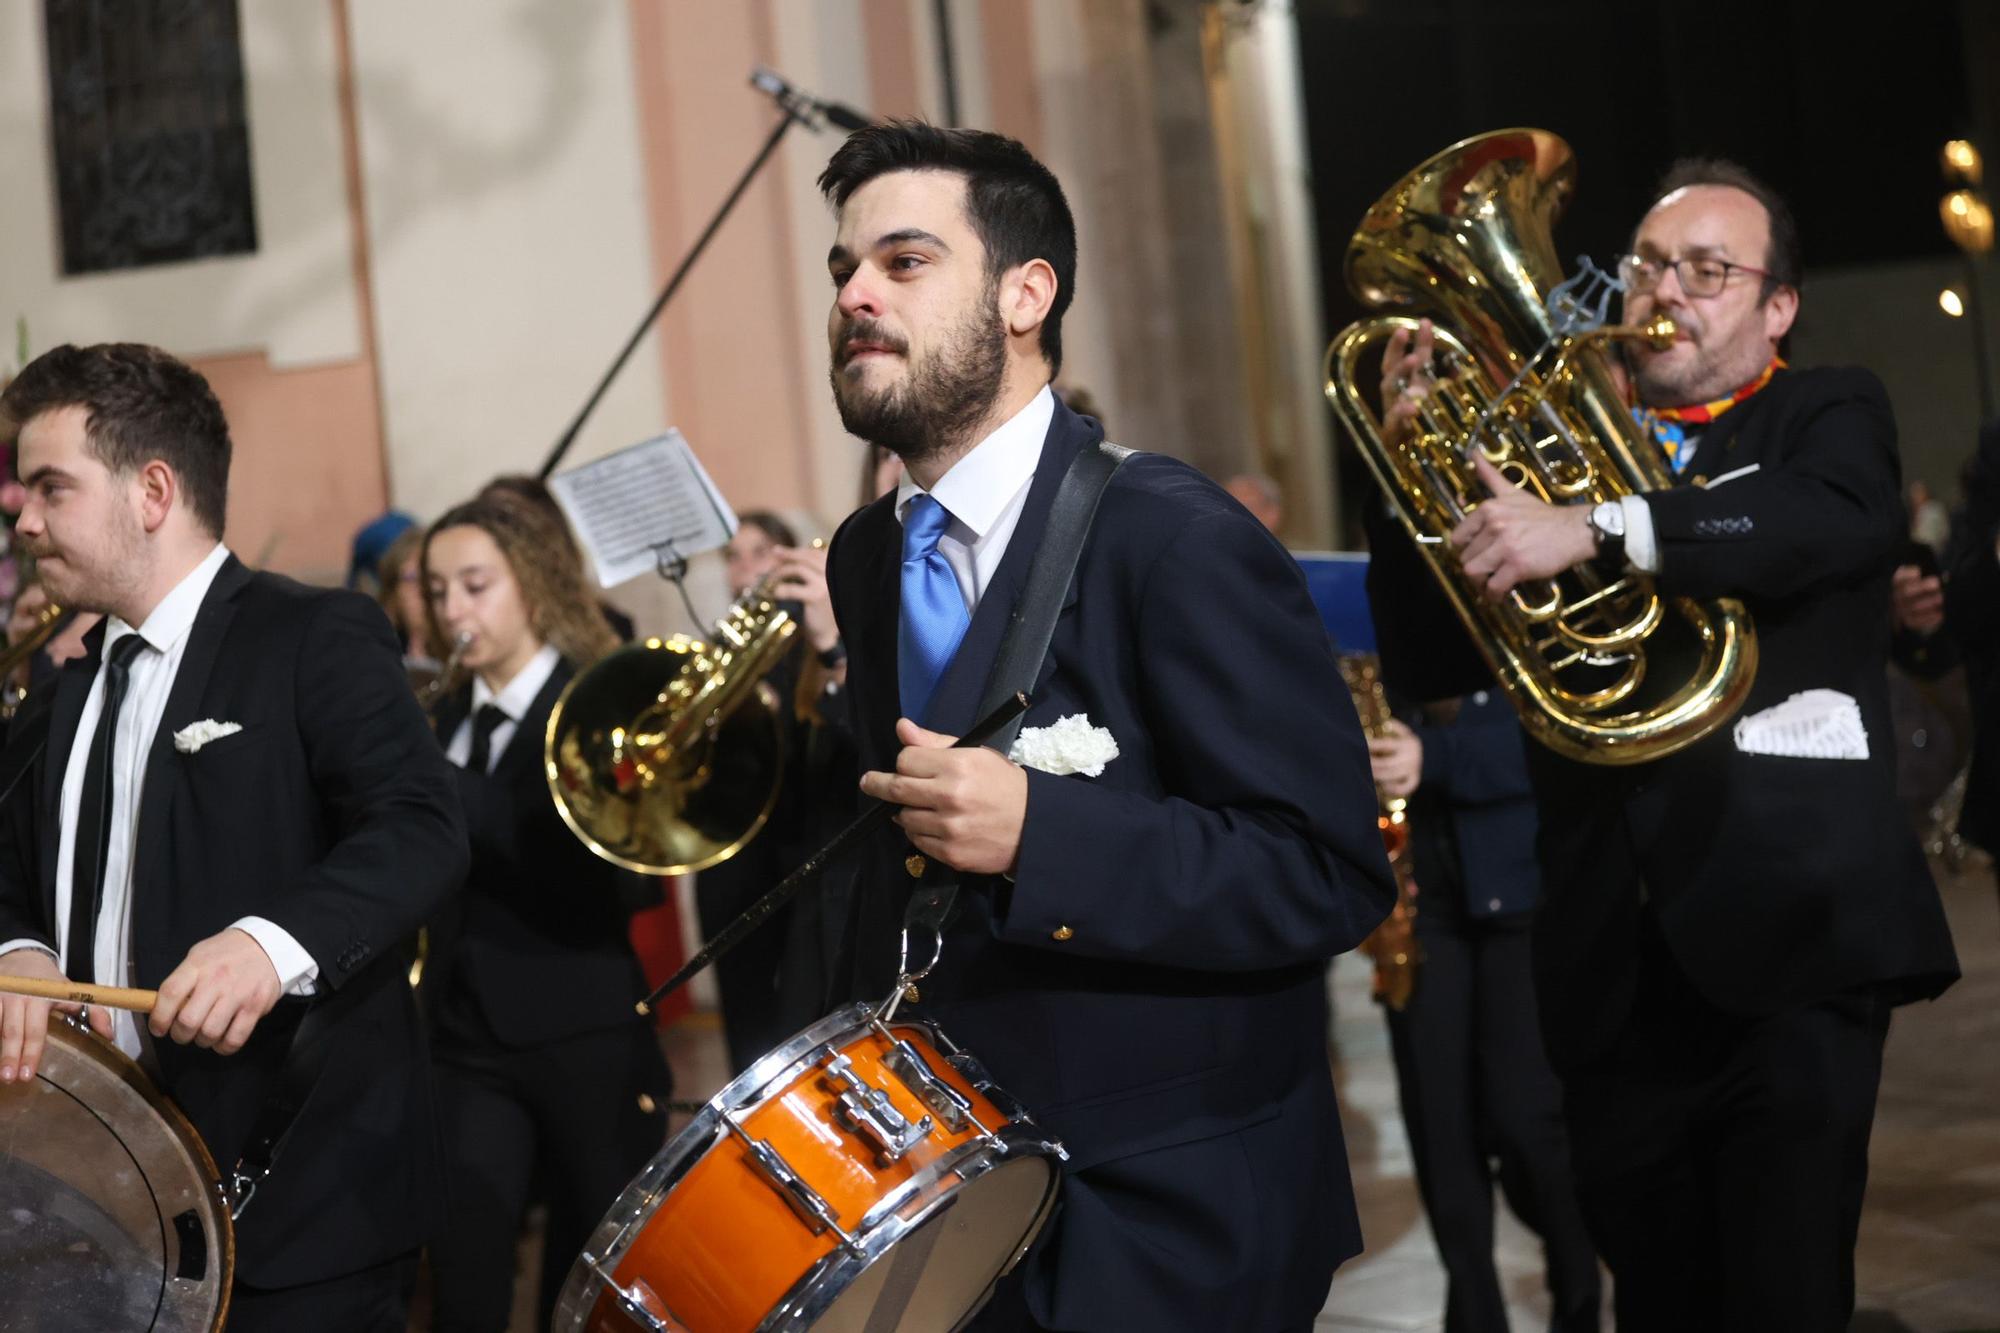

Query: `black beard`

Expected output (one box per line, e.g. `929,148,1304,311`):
830,301,1007,465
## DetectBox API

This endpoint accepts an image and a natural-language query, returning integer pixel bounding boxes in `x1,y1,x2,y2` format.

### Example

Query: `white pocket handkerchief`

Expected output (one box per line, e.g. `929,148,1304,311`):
1008,714,1120,777
173,719,243,754
1732,690,1868,760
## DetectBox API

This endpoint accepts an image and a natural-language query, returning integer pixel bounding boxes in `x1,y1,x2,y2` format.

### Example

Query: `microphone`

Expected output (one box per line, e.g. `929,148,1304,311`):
750,67,875,133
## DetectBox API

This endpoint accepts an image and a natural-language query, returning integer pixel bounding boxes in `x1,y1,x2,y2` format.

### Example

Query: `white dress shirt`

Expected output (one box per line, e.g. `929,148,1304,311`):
894,385,1054,615
444,644,560,773
0,544,318,1057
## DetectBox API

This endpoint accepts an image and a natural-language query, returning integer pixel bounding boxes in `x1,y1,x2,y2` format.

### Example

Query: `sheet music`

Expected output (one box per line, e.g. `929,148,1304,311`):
548,430,738,587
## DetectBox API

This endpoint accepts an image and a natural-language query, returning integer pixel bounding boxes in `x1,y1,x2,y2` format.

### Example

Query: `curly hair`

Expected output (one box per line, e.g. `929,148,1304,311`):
422,492,617,667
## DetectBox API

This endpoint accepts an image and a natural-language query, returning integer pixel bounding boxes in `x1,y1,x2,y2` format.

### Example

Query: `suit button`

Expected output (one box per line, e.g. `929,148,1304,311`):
637,1093,657,1114
1489,898,1503,912
1473,690,1489,705
1692,474,1707,486
1051,925,1074,942
905,854,927,878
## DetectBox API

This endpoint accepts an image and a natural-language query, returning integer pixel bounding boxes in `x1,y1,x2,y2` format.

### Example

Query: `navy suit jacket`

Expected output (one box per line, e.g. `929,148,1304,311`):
827,398,1395,1330
1407,689,1542,919
0,558,468,1287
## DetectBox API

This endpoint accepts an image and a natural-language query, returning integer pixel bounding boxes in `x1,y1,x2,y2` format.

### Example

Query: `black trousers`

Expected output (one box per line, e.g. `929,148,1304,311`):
1560,920,1889,1332
1385,909,1600,1333
427,1022,670,1333
696,857,795,1075
230,1251,419,1333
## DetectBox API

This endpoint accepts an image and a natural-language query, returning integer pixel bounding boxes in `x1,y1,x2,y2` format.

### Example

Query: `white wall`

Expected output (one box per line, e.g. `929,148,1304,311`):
346,0,668,519
0,3,362,368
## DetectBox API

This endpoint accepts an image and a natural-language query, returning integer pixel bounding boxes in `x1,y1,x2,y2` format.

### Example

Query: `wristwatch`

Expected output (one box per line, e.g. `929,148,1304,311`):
816,640,848,669
1586,500,1627,573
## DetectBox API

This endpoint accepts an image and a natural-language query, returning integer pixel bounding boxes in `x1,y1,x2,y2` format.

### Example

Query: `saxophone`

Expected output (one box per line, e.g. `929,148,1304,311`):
1340,653,1421,1011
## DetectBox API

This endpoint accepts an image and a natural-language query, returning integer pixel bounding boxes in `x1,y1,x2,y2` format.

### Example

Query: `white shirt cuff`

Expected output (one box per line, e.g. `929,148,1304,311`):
1620,495,1660,574
0,938,57,964
231,917,321,995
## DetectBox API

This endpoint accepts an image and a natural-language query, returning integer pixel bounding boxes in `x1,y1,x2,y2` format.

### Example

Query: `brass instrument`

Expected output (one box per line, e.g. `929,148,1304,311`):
0,597,75,720
545,578,798,875
1339,654,1420,1011
411,631,474,710
1324,128,1757,764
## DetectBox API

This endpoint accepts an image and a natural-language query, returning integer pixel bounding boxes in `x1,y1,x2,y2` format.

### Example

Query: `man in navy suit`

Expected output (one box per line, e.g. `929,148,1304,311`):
817,123,1395,1332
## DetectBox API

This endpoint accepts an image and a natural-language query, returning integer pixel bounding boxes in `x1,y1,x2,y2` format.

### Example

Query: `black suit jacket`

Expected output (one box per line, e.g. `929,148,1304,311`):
1527,367,1959,1066
1946,417,2000,855
827,399,1395,1330
426,659,656,1048
0,557,468,1288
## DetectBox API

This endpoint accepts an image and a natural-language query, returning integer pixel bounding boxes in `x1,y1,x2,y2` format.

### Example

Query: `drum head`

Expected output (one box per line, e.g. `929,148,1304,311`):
807,1155,1054,1333
0,1024,231,1332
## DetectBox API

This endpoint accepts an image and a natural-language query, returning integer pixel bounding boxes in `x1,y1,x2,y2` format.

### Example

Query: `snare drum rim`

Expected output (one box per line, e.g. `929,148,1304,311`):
755,1125,1064,1333
39,1021,237,1333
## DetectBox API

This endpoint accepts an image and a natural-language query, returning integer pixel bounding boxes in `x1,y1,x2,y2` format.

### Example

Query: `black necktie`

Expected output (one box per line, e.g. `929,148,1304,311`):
69,633,150,984
465,704,507,774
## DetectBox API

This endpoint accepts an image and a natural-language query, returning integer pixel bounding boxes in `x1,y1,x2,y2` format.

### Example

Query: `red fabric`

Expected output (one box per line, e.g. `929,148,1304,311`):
627,874,693,1026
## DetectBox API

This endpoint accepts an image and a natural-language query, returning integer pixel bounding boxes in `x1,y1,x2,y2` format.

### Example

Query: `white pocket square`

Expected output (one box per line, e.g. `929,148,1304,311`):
1732,690,1868,760
173,719,244,754
1008,713,1120,777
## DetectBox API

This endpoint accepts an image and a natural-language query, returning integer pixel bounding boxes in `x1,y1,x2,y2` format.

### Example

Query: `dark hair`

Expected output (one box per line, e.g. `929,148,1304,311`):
0,343,231,535
736,509,799,548
818,121,1076,375
1640,158,1802,301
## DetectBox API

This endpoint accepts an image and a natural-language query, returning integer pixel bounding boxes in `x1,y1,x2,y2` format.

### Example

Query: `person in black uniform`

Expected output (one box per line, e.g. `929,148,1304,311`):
418,491,670,1331
1359,577,1601,1332
1395,159,1959,1329
695,509,858,1072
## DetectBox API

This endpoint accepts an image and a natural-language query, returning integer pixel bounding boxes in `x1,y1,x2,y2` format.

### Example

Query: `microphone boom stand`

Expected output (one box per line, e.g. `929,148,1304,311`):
539,108,806,479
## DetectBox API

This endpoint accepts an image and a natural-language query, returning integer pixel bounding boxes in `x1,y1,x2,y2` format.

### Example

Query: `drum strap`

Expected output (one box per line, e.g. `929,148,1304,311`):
228,978,354,1219
904,439,1132,948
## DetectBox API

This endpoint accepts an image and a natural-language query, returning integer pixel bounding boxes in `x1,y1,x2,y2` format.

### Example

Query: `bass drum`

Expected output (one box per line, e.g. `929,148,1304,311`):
555,1003,1065,1332
0,1019,232,1332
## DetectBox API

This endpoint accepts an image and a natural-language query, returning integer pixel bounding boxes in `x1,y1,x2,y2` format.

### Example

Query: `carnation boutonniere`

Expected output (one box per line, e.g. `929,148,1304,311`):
1007,713,1119,778
172,719,243,754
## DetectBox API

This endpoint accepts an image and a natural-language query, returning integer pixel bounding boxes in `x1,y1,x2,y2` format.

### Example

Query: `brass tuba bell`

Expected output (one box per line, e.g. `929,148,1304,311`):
544,582,797,875
1324,128,1757,765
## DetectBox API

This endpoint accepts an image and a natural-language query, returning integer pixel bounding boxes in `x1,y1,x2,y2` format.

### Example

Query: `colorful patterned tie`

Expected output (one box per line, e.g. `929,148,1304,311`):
898,494,971,723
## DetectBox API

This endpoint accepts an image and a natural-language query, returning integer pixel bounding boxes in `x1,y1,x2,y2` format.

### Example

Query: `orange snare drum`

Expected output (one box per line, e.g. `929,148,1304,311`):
554,1002,1065,1333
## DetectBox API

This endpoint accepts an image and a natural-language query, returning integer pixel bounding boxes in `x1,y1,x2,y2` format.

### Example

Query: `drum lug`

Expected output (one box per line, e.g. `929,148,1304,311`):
882,1036,973,1134
724,1112,858,1247
821,1051,934,1164
583,1253,688,1332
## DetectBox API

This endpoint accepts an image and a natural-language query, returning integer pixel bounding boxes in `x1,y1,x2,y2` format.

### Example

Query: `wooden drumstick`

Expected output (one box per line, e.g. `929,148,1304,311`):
0,973,158,1013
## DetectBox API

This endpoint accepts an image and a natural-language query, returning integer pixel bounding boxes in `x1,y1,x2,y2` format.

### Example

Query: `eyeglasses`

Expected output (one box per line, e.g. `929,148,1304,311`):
1617,253,1776,299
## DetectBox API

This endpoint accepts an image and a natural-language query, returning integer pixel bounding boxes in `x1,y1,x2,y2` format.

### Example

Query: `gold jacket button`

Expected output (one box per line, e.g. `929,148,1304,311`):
1692,473,1708,487
1051,925,1074,942
905,853,927,878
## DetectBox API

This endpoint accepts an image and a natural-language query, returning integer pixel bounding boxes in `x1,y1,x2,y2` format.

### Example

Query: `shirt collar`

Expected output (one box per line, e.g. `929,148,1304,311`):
472,643,561,721
896,385,1054,539
105,544,231,658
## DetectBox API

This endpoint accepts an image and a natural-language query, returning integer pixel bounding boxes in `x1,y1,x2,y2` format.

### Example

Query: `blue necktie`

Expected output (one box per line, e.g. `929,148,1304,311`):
898,494,971,722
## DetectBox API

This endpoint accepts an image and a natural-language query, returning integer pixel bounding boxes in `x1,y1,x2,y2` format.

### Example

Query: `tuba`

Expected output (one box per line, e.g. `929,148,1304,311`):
544,579,798,875
1324,129,1757,764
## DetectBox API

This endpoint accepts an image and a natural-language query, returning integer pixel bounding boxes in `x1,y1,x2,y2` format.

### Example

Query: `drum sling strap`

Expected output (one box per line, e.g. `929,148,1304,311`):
900,438,1133,954
228,968,360,1219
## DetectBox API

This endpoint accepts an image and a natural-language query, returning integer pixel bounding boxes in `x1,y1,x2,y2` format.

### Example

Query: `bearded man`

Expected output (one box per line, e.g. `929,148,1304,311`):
1387,160,1959,1329
815,122,1395,1332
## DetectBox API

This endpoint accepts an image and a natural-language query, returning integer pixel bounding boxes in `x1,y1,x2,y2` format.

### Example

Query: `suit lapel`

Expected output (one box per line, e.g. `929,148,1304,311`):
1682,371,1784,481
922,402,1099,739
495,661,572,778
130,558,252,913
846,500,903,769
36,631,101,921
